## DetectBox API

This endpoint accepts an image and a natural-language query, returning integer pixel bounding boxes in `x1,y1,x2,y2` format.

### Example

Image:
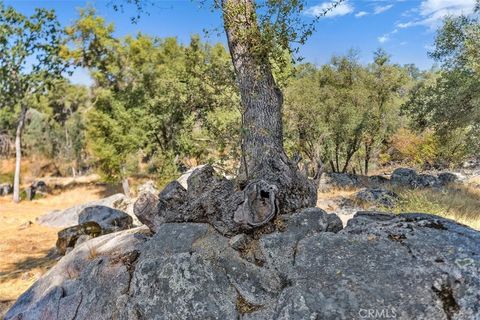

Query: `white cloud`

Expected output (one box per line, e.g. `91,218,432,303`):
397,0,476,29
355,11,369,18
374,4,394,14
397,21,415,28
378,34,390,43
400,41,408,46
377,29,398,44
305,1,354,18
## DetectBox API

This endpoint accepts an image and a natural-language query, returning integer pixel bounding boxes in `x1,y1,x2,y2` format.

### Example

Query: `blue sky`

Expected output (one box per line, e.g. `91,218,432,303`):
4,0,478,85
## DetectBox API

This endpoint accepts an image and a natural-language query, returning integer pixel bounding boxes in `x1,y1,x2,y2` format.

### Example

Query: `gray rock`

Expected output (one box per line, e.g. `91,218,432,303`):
368,175,390,187
186,165,223,199
78,205,133,233
438,172,458,186
134,180,187,231
32,180,48,193
356,188,399,208
176,165,206,189
391,167,418,187
323,172,361,188
56,221,102,255
391,168,443,189
7,227,151,320
111,195,142,226
25,186,36,201
417,173,441,188
36,193,127,228
6,211,480,320
0,183,12,196
133,165,245,236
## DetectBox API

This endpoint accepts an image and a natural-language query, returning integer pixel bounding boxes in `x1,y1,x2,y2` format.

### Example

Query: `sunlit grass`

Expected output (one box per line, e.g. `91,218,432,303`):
391,185,480,230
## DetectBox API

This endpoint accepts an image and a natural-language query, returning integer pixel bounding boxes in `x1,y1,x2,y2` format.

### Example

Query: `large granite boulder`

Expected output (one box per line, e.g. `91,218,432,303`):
6,208,480,320
36,194,127,228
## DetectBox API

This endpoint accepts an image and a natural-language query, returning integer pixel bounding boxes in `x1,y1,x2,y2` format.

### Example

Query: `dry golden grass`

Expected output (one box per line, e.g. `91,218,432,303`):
391,185,480,230
316,181,480,230
1,157,55,184
316,187,358,211
0,186,106,305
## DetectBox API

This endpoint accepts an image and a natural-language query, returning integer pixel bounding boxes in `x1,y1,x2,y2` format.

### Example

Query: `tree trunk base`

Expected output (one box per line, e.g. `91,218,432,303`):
134,160,316,236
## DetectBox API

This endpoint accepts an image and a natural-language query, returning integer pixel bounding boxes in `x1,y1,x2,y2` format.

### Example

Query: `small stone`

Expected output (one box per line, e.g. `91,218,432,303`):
56,221,102,255
0,184,12,196
229,233,249,250
25,186,36,201
32,181,48,193
18,221,33,230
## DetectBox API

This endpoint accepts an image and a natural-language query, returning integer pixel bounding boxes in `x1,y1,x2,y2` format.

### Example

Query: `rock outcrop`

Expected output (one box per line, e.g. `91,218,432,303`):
321,172,361,189
6,207,480,320
355,188,399,208
391,168,459,189
36,194,128,228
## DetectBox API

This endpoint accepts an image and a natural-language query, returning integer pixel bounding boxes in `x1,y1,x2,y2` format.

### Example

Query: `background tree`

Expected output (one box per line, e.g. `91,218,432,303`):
284,50,408,174
362,49,407,174
65,9,239,189
23,79,89,175
404,5,480,166
0,4,67,202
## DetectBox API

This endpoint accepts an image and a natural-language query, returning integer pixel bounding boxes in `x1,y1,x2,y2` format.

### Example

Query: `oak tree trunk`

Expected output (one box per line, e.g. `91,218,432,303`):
135,0,318,235
13,106,27,203
221,0,316,226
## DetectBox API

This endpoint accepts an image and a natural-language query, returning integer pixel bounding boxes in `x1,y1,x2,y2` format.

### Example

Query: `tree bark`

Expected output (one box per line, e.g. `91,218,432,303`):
364,142,371,175
13,106,27,203
222,0,284,181
221,0,316,225
122,177,131,198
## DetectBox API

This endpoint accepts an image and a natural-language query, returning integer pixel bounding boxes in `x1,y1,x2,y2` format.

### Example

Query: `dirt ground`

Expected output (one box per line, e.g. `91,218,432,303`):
0,186,106,314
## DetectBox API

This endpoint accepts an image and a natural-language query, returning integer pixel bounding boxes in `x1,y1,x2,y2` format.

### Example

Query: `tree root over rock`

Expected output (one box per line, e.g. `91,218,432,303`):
134,163,316,236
